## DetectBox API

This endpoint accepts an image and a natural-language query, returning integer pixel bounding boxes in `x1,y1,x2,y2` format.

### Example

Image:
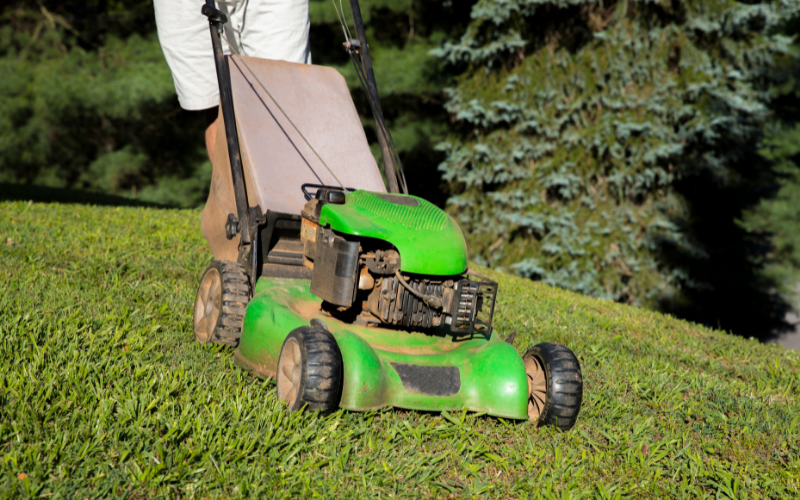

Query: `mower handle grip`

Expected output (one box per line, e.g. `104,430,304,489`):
201,4,228,24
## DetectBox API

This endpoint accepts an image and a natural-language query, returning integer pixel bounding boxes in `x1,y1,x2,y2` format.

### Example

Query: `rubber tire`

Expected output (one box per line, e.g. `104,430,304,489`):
523,342,583,431
192,260,250,347
276,327,343,413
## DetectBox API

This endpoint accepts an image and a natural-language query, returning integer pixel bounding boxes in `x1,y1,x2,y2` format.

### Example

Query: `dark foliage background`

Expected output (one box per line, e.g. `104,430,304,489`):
0,0,469,206
0,0,210,207
2,0,800,340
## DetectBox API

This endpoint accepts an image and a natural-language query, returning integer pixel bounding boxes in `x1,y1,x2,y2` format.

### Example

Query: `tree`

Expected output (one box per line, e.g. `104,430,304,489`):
0,1,212,207
0,0,475,207
739,16,800,304
436,0,800,338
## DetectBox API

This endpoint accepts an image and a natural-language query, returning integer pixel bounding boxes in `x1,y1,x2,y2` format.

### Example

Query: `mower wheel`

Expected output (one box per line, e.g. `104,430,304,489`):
523,343,583,431
193,260,250,347
276,327,343,413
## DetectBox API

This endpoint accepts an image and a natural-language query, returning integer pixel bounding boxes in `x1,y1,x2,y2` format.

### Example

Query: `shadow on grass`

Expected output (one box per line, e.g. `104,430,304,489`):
0,183,173,209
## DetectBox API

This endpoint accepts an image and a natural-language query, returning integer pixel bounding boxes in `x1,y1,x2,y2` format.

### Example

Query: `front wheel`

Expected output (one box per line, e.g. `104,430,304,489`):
523,342,583,431
276,327,343,413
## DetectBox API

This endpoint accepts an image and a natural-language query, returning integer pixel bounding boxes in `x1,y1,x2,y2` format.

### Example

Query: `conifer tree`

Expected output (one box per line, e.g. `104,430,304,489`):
742,16,800,305
436,0,800,338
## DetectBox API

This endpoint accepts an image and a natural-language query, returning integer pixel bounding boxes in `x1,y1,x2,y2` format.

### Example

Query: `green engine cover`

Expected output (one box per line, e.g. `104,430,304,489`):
318,190,467,276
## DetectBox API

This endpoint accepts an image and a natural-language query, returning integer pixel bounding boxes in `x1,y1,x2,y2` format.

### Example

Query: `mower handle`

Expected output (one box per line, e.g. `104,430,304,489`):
201,4,228,24
203,0,252,248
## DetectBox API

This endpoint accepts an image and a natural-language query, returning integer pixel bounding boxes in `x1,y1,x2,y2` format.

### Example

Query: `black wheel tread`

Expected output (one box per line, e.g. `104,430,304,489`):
278,327,343,414
523,342,583,431
222,293,248,303
193,260,250,347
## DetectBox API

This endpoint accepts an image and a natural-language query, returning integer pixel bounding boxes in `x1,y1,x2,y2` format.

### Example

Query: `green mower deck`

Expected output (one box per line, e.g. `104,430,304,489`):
233,277,529,419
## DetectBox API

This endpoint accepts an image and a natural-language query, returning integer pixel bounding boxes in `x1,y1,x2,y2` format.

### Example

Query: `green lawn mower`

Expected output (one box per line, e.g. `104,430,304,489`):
192,0,583,430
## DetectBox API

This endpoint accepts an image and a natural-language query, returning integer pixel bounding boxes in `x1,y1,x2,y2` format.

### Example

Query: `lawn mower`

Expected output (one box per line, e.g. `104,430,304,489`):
192,0,583,430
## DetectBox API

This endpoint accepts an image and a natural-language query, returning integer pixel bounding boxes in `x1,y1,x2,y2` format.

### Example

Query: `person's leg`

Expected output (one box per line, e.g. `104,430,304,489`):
153,0,222,111
205,0,310,163
155,0,311,163
234,0,311,64
204,107,219,163
154,0,223,162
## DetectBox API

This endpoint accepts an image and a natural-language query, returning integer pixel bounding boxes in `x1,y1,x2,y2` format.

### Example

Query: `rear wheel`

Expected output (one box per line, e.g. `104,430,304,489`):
193,260,250,347
523,342,583,431
276,327,343,413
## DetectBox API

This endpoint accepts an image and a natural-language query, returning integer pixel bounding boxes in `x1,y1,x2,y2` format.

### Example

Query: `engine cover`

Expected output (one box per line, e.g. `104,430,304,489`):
317,190,468,276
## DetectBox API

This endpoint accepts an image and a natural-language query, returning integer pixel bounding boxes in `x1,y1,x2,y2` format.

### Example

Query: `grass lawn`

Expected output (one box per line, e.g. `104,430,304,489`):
1,200,799,498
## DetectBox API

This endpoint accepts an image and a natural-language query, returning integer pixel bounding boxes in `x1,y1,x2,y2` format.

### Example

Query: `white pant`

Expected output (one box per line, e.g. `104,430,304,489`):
154,0,311,110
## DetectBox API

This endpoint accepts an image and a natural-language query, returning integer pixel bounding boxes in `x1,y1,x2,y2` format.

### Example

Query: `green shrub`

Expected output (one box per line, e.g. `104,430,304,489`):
0,0,471,207
0,1,210,207
741,18,800,303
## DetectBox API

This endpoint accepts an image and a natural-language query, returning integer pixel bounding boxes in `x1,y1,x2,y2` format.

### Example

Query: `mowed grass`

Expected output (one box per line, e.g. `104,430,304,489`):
1,200,799,499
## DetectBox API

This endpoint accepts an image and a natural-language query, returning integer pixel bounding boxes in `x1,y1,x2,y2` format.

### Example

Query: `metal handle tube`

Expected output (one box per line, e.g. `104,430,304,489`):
205,0,250,245
347,0,399,194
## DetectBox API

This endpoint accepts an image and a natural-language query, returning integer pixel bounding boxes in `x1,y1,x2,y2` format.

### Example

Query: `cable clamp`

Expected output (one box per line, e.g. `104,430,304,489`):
344,38,361,54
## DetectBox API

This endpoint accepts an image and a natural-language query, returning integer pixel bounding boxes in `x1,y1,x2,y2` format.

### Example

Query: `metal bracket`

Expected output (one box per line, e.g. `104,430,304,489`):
344,38,361,54
204,0,251,246
225,213,239,240
449,272,498,336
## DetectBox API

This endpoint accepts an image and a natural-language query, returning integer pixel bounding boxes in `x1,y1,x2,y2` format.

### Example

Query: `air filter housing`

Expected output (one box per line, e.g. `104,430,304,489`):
309,227,360,307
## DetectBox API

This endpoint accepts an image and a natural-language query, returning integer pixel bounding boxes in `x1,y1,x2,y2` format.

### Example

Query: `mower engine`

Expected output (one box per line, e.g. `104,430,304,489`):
300,188,497,335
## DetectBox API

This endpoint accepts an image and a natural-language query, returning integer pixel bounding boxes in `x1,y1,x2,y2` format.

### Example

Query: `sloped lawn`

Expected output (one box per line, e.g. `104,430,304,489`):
1,201,799,498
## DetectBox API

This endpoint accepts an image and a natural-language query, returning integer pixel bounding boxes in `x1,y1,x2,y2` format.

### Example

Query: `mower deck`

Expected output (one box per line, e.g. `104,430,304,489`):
233,277,529,419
